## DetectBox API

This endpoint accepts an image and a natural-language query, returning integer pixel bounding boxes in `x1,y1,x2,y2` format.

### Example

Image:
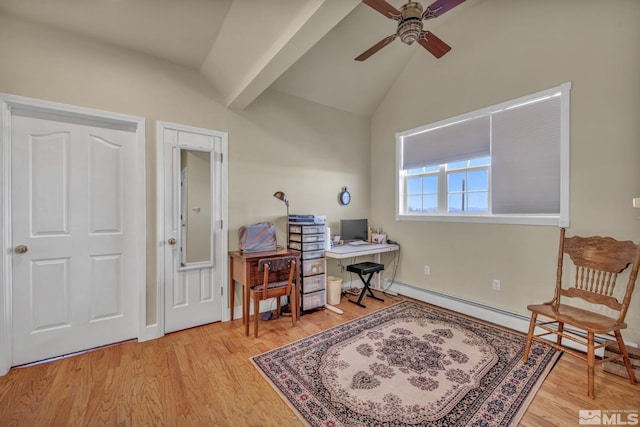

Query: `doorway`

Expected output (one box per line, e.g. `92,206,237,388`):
0,94,146,374
156,121,228,333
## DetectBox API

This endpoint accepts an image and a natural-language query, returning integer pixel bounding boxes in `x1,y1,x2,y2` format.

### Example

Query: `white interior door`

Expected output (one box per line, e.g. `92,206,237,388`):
161,123,226,333
10,111,139,366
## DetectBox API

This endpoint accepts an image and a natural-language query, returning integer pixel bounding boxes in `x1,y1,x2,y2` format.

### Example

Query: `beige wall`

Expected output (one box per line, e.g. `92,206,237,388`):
2,0,639,345
226,89,370,248
225,90,371,306
0,13,369,325
370,0,640,343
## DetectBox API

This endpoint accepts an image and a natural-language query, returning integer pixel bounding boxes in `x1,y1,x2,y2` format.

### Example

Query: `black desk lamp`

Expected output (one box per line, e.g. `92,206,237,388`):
273,191,289,247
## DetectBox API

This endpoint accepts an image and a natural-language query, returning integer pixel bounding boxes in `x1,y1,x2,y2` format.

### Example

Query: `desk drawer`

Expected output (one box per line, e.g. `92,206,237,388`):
289,224,325,235
289,241,325,252
302,290,325,311
302,258,325,276
303,274,325,293
300,250,324,260
289,233,324,243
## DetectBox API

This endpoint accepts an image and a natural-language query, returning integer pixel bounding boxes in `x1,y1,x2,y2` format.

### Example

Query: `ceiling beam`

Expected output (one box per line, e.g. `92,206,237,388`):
200,0,360,111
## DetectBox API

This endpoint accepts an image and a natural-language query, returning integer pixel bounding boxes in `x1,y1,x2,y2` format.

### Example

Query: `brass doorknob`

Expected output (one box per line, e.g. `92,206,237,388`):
15,245,28,253
167,238,176,245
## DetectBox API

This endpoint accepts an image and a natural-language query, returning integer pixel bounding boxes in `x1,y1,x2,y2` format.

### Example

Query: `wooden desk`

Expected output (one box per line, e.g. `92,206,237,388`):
229,249,300,335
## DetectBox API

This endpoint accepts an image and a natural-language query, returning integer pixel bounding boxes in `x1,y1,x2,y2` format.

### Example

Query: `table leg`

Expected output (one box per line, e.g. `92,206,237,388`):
244,262,251,336
374,253,381,290
296,282,301,321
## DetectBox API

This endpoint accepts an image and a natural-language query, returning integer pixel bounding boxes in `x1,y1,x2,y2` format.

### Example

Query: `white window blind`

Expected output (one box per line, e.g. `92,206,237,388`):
492,97,561,214
401,116,490,170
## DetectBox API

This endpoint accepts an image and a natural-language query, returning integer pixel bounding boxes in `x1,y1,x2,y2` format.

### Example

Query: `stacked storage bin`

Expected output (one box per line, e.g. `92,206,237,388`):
288,220,326,314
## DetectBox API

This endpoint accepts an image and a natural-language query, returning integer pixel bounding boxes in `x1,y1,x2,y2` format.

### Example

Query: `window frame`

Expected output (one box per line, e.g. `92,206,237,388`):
395,82,571,226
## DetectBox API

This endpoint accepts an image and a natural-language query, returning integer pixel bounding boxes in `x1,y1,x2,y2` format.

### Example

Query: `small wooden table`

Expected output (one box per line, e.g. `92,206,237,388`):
229,248,300,335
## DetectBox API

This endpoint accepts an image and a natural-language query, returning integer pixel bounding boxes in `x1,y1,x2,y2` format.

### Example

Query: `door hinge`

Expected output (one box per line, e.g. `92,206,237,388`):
215,152,223,163
220,286,224,296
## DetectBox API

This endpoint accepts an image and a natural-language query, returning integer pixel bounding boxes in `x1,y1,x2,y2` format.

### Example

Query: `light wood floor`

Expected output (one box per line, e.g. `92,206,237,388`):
0,293,638,426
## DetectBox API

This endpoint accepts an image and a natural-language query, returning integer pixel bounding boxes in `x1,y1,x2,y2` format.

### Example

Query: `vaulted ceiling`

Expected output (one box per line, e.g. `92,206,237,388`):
0,0,475,116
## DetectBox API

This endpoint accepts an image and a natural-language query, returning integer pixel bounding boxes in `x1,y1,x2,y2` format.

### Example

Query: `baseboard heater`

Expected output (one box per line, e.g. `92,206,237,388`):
383,280,638,355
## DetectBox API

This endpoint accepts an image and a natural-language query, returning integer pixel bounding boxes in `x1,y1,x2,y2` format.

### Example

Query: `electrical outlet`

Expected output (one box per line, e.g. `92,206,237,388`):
424,265,430,275
492,279,501,291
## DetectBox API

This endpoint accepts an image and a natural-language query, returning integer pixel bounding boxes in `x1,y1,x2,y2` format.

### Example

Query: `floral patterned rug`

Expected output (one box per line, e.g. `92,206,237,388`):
251,301,561,426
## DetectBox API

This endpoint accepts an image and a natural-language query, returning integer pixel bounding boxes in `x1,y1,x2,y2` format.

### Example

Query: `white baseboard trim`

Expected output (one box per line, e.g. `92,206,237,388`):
385,280,638,354
140,323,163,342
390,281,532,332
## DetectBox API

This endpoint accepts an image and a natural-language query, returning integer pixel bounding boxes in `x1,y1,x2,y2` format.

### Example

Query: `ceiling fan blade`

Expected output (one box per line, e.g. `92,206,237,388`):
423,0,466,20
355,34,398,61
362,0,402,20
418,31,451,58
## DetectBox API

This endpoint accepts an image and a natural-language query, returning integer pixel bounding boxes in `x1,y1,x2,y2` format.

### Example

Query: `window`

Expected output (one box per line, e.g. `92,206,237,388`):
396,82,571,226
446,157,490,213
407,157,491,213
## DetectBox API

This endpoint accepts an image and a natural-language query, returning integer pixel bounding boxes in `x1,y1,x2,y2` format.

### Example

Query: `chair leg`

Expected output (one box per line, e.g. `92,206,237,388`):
557,322,564,346
587,331,596,399
614,330,638,385
523,313,537,363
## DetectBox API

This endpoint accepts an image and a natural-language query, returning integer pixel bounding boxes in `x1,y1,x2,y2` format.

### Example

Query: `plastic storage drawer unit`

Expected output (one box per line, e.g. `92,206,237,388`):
288,218,327,314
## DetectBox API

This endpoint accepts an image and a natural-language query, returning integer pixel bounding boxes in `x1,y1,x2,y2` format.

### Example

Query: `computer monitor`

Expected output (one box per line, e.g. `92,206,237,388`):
340,218,368,242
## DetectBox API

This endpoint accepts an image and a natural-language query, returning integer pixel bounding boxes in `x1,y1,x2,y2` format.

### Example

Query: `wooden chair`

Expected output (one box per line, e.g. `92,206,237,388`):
523,228,640,398
249,256,298,338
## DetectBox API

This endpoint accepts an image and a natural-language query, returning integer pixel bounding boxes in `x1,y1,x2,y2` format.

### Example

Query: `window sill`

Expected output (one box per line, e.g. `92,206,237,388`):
397,213,567,227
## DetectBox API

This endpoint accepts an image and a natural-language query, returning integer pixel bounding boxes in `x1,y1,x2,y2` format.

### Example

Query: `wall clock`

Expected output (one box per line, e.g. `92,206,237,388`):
340,187,351,205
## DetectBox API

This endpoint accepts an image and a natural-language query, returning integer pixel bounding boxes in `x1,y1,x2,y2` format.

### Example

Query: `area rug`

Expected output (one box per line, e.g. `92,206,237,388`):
251,300,561,427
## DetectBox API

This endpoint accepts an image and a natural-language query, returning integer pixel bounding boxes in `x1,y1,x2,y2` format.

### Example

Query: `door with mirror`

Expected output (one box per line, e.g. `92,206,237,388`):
160,122,227,333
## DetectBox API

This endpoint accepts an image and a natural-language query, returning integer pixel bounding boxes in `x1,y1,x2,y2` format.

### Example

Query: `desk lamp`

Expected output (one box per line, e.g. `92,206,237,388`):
273,191,289,247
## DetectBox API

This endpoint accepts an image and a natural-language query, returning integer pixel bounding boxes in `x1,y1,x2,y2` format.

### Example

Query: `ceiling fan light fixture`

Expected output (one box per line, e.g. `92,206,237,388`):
397,2,424,45
397,19,422,44
356,0,463,61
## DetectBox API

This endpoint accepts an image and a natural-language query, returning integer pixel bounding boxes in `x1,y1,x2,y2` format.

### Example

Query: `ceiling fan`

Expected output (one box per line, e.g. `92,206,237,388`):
355,0,465,61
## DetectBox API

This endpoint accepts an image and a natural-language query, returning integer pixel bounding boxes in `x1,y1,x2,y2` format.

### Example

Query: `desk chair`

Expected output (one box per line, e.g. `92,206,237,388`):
347,261,384,308
523,228,640,398
249,256,298,338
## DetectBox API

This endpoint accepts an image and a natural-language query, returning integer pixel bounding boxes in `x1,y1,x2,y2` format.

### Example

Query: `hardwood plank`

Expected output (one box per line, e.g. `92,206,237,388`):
0,293,638,426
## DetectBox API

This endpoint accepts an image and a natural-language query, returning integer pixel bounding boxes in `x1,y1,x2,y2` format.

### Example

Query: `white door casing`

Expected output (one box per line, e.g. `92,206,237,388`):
156,121,228,334
0,94,146,375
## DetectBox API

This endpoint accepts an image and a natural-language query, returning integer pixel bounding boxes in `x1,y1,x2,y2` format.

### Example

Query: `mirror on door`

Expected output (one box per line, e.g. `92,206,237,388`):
179,149,213,269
